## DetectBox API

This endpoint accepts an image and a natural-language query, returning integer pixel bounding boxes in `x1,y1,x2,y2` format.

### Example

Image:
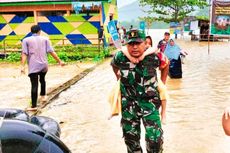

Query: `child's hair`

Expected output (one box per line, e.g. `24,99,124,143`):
145,36,153,47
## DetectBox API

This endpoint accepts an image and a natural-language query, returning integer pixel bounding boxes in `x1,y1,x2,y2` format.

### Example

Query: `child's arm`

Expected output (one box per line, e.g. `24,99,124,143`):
161,100,166,125
158,78,168,124
157,52,169,84
121,46,139,63
138,47,159,61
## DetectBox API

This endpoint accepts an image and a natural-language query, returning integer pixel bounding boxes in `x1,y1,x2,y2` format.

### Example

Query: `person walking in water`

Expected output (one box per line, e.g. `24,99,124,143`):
111,29,166,153
21,25,64,111
121,35,169,124
164,39,187,78
157,32,170,53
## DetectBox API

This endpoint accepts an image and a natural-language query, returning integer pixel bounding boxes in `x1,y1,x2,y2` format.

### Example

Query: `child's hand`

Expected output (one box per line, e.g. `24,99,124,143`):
224,107,230,119
138,53,146,61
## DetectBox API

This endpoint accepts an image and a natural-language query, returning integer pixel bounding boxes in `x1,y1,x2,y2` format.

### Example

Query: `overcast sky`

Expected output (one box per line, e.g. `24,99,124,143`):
117,0,137,8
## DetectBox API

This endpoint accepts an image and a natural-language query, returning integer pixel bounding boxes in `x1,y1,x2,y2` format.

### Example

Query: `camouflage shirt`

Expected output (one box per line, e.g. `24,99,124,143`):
111,51,161,101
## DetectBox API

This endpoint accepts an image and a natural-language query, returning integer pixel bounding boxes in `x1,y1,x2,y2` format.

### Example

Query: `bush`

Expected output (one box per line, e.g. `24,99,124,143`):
0,45,114,63
5,53,21,62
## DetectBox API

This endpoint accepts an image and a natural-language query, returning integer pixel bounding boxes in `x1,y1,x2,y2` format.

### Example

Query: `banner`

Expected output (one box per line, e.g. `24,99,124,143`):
169,22,182,34
210,0,230,36
183,16,196,31
190,20,199,31
72,2,101,14
139,21,146,31
107,20,122,49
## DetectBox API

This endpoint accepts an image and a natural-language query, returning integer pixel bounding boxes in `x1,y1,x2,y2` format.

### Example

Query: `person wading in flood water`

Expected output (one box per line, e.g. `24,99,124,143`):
111,29,168,153
121,35,169,124
21,25,64,111
157,32,170,53
164,39,187,78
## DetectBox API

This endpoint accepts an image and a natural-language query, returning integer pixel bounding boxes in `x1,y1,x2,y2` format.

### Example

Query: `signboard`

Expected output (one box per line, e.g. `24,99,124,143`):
72,2,101,14
139,21,145,31
190,20,199,31
210,0,230,36
108,20,122,49
183,16,196,31
169,22,182,34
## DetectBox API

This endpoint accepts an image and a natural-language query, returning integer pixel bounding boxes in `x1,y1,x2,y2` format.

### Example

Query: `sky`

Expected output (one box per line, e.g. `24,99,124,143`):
117,0,137,8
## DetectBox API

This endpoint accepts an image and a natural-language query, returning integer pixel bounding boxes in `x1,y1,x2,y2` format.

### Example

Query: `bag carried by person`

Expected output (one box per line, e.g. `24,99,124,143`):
180,54,186,64
108,79,121,119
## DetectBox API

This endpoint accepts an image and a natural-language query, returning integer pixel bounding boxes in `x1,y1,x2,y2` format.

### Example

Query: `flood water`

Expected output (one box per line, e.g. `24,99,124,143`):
40,30,230,153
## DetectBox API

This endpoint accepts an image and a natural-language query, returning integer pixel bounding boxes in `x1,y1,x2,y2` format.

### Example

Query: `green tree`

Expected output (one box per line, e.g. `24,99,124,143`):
139,0,208,23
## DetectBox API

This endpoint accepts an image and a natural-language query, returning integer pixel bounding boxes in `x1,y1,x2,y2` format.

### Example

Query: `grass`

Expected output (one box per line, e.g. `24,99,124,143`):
0,45,115,63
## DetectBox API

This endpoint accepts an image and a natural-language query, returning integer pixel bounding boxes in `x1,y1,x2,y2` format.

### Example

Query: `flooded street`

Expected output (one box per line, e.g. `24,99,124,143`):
163,40,230,153
40,32,230,153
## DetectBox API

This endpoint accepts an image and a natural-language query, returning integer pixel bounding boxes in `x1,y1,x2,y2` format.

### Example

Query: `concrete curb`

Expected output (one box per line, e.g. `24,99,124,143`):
27,64,98,116
27,56,113,116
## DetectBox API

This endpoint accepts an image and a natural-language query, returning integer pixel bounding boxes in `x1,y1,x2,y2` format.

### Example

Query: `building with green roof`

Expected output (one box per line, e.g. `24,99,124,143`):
0,0,118,45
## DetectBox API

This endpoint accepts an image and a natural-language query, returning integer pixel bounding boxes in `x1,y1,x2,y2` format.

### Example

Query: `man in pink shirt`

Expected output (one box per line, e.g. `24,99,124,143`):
21,25,64,111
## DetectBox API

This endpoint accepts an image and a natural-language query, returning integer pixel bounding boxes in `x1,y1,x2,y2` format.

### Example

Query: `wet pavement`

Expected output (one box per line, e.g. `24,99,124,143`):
0,62,96,110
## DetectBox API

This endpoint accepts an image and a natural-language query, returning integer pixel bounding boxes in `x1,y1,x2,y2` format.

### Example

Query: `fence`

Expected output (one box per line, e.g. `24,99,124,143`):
190,34,230,41
0,37,105,54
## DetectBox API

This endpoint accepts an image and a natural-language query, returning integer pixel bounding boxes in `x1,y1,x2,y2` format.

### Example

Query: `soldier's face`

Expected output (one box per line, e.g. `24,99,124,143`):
127,41,146,57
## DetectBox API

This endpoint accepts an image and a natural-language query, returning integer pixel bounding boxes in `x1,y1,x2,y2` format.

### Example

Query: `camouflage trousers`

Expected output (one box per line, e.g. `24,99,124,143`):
121,97,163,153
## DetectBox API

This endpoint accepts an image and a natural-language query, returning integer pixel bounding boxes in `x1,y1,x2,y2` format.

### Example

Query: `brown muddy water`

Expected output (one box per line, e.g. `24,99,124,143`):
40,37,230,153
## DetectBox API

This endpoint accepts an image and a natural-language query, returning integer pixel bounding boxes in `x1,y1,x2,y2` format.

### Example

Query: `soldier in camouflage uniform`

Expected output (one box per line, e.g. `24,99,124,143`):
111,29,167,153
